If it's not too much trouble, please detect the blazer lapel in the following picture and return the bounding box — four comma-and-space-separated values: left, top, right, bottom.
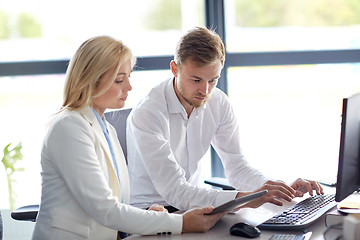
79, 107, 123, 202
107, 125, 130, 204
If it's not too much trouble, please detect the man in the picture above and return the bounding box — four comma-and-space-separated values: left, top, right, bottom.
126, 26, 323, 212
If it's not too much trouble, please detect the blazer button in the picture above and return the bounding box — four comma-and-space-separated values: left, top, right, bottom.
167, 232, 172, 235
157, 232, 161, 235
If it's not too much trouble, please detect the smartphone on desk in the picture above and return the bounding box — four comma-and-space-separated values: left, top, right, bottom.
269, 231, 312, 240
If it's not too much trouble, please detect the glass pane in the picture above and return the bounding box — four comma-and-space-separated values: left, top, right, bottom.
0, 0, 204, 62
225, 0, 360, 52
0, 74, 64, 209
227, 63, 360, 183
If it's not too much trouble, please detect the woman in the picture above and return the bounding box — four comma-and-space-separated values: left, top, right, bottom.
32, 36, 225, 240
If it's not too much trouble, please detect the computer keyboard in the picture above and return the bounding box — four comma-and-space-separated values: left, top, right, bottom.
258, 194, 337, 230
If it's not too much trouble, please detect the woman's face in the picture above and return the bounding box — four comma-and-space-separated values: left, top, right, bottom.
92, 59, 132, 116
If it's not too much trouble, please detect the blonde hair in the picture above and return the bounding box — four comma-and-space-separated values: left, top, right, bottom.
174, 26, 225, 68
62, 36, 136, 111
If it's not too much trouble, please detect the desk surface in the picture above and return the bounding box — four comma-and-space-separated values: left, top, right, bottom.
128, 189, 342, 240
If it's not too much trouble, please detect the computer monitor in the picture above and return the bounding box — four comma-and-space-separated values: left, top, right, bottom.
335, 92, 360, 202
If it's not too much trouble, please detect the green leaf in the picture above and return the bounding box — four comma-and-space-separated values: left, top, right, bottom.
1, 142, 24, 210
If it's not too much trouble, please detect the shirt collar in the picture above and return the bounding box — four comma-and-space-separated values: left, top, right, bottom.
165, 78, 206, 119
92, 108, 108, 134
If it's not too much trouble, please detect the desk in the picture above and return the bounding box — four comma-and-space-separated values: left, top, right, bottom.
128, 190, 342, 240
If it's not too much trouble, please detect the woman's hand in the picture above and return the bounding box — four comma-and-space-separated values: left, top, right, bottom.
182, 207, 226, 233
148, 204, 168, 212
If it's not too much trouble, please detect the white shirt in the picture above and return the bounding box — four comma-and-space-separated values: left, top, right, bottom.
127, 78, 268, 210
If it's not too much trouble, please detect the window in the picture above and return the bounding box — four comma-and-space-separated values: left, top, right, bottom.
0, 0, 205, 62
225, 0, 360, 52
215, 0, 360, 184
1, 0, 360, 210
227, 63, 360, 182
0, 0, 205, 209
0, 74, 64, 207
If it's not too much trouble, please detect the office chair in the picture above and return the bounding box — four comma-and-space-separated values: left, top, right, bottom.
11, 205, 38, 222
11, 108, 133, 223
104, 108, 132, 162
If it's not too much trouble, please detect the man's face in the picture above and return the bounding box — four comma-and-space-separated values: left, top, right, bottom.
171, 59, 223, 112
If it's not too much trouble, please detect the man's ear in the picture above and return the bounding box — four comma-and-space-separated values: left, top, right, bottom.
170, 60, 178, 77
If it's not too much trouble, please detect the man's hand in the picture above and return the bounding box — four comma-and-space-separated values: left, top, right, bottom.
291, 178, 324, 197
238, 180, 296, 207
182, 207, 226, 233
234, 179, 324, 209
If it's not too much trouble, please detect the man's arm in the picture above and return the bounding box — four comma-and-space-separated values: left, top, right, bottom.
211, 93, 323, 206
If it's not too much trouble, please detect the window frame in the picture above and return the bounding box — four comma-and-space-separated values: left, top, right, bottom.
1, 0, 360, 178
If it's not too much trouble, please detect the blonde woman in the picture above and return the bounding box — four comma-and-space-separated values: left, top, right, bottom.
32, 36, 225, 240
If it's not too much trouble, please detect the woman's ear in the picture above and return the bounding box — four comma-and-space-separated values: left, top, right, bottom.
170, 60, 178, 77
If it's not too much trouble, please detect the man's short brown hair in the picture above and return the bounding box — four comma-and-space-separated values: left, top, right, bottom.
174, 26, 225, 67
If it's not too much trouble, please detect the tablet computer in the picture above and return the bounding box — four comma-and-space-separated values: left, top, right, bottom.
206, 190, 268, 215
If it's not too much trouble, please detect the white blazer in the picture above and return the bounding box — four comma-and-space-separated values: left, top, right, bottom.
32, 106, 182, 240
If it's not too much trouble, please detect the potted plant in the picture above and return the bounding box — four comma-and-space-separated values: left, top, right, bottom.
1, 142, 24, 210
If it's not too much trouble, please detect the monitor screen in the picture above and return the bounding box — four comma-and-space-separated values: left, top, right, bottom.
335, 92, 360, 202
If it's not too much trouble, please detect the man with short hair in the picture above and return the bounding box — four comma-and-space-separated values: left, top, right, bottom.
127, 26, 323, 212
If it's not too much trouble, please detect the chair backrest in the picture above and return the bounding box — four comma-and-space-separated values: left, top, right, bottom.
104, 108, 132, 163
